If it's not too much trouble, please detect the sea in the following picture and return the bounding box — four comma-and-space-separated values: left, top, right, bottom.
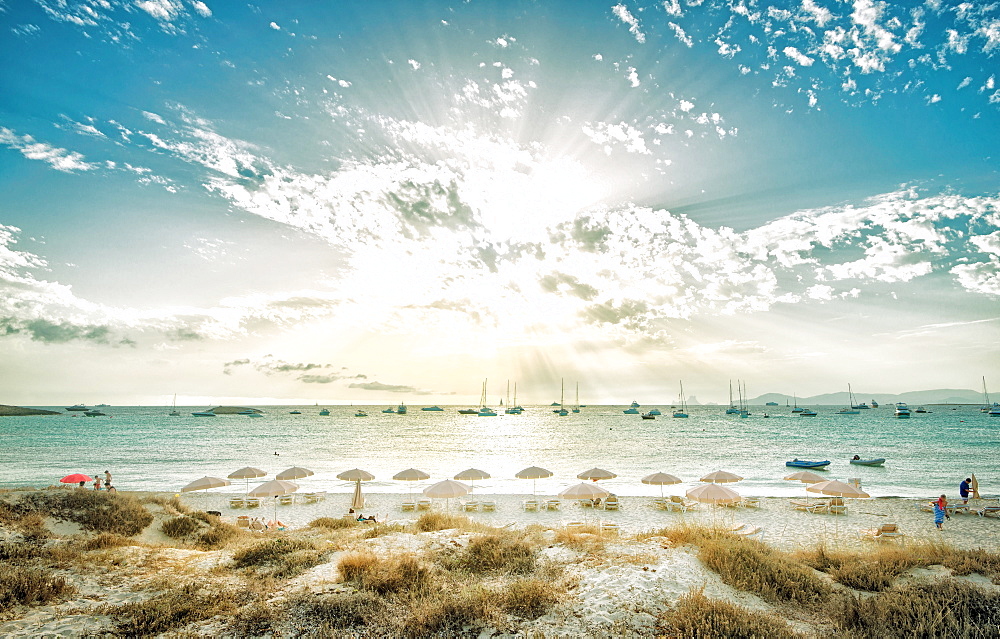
1, 404, 996, 499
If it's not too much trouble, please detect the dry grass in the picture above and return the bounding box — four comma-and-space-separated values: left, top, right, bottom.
339, 552, 435, 594
657, 590, 800, 638
196, 520, 243, 549
231, 538, 326, 578
552, 524, 605, 552
291, 590, 391, 632
16, 490, 153, 536
80, 532, 133, 551
102, 584, 244, 635
499, 577, 560, 619
450, 532, 537, 575
309, 516, 357, 530
835, 579, 1000, 637
0, 566, 74, 612
413, 511, 476, 532
161, 515, 201, 539
400, 587, 497, 637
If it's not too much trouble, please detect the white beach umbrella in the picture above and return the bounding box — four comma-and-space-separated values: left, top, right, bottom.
393, 468, 430, 499
515, 466, 554, 497
276, 466, 314, 481
783, 470, 825, 483
338, 469, 375, 510
454, 468, 491, 492
558, 482, 611, 500
249, 479, 299, 521
686, 483, 742, 505
180, 476, 231, 493
641, 472, 682, 498
700, 470, 743, 484
228, 466, 267, 494
577, 468, 617, 482
423, 479, 471, 510
806, 479, 870, 499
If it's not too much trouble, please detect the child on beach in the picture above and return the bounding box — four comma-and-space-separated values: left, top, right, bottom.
93, 476, 102, 491
934, 494, 950, 530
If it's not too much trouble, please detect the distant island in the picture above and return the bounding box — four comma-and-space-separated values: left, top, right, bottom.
0, 404, 62, 417
205, 406, 261, 414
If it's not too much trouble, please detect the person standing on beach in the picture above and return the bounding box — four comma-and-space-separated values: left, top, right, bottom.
960, 478, 971, 504
934, 494, 949, 530
93, 475, 102, 491
105, 470, 112, 485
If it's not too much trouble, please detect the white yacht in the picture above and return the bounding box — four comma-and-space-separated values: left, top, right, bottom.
894, 402, 911, 418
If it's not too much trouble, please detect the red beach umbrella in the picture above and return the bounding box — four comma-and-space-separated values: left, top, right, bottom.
61, 473, 92, 484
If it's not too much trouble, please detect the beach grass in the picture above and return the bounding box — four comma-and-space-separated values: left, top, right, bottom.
16, 489, 153, 536
101, 584, 244, 636
231, 537, 327, 578
339, 552, 435, 594
448, 531, 537, 575
0, 567, 73, 612
657, 589, 800, 638
160, 514, 201, 538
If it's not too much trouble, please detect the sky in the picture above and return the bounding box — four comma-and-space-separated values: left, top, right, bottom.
1, 0, 998, 407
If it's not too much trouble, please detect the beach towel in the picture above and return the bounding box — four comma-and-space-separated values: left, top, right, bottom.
934, 504, 945, 526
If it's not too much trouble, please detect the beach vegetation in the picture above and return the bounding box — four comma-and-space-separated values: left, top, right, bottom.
339, 552, 435, 594
835, 579, 1000, 637
196, 520, 242, 549
450, 532, 537, 575
414, 511, 474, 532
226, 600, 282, 636
697, 535, 832, 605
400, 586, 497, 637
291, 590, 391, 632
362, 521, 408, 538
81, 532, 132, 551
499, 577, 560, 619
0, 566, 73, 612
553, 524, 605, 552
309, 516, 356, 530
16, 490, 152, 536
231, 538, 326, 578
657, 590, 800, 638
161, 515, 201, 539
141, 494, 190, 515
102, 584, 243, 635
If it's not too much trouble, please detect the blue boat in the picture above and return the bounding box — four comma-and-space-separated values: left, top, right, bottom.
785, 459, 831, 469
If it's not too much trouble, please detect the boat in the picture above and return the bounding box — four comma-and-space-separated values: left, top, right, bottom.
738, 380, 750, 418
672, 381, 688, 418
725, 381, 740, 414
396, 402, 407, 415
989, 404, 1000, 416
623, 407, 639, 414
458, 408, 479, 414
850, 457, 886, 466
192, 409, 216, 417
837, 384, 860, 414
94, 403, 110, 407
791, 394, 803, 413
422, 406, 444, 411
169, 394, 181, 417
84, 410, 106, 417
553, 378, 568, 415
381, 407, 395, 414
245, 412, 263, 418
914, 406, 928, 413
239, 409, 263, 417
765, 401, 778, 406
505, 382, 523, 414
319, 408, 330, 416
894, 402, 911, 418
871, 399, 879, 408
572, 383, 581, 413
355, 410, 368, 417
630, 400, 640, 408
65, 404, 88, 412
647, 408, 661, 415
478, 380, 497, 416
799, 409, 817, 417
785, 459, 831, 469
289, 410, 302, 415
641, 412, 656, 419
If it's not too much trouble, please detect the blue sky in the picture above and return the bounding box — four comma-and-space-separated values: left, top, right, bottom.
1, 0, 998, 406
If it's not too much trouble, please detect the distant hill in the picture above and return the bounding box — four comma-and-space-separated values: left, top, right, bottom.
751, 389, 983, 406
0, 404, 62, 416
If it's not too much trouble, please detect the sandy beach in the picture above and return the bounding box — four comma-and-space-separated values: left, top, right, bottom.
2, 485, 999, 637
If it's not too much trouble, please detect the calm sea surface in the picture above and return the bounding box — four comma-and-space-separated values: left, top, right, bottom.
1, 404, 996, 499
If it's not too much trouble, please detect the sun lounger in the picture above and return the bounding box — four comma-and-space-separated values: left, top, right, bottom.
791, 500, 824, 513
416, 499, 432, 511
978, 506, 1000, 518
860, 523, 904, 542
480, 500, 496, 512
652, 497, 668, 509
522, 499, 539, 512
600, 521, 620, 535
733, 524, 762, 536
828, 497, 847, 515
738, 498, 761, 509
302, 492, 326, 503
229, 497, 245, 509
565, 521, 584, 531
236, 515, 250, 529
245, 498, 260, 508
463, 501, 480, 512
400, 500, 416, 511
249, 518, 266, 532
545, 499, 561, 511
603, 496, 620, 511
278, 494, 294, 505
668, 495, 697, 512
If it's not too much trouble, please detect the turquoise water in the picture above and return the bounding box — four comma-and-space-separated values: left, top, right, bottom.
1, 405, 996, 499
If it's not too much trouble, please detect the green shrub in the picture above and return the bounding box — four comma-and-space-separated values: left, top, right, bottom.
161, 516, 201, 539
197, 521, 241, 549
657, 590, 799, 638
0, 567, 73, 612
836, 579, 1000, 637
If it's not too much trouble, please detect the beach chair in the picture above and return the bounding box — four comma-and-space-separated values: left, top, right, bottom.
400, 500, 416, 512
652, 497, 668, 510
278, 494, 294, 505
860, 523, 904, 542
249, 518, 267, 532
463, 500, 480, 512
600, 521, 620, 535
522, 499, 539, 512
738, 498, 761, 509
791, 500, 824, 513
229, 497, 245, 509
416, 498, 432, 511
828, 497, 847, 515
245, 498, 260, 509
545, 499, 561, 511
603, 496, 620, 511
578, 499, 594, 508
480, 500, 496, 512
236, 515, 250, 529
565, 521, 584, 531
735, 525, 762, 537
978, 505, 1000, 518
668, 496, 696, 512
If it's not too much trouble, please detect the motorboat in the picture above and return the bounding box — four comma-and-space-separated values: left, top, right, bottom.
765, 401, 778, 406
319, 408, 330, 416
623, 408, 639, 414
396, 403, 407, 415
355, 410, 368, 417
65, 404, 88, 411
785, 459, 830, 469
421, 406, 444, 411
84, 410, 106, 417
799, 409, 818, 416
478, 406, 498, 416
871, 399, 879, 408
245, 412, 263, 418
641, 412, 656, 419
192, 409, 216, 417
837, 407, 860, 415
850, 457, 886, 466
894, 402, 911, 418
630, 400, 640, 408
381, 407, 395, 414
458, 408, 479, 414
914, 406, 928, 413
289, 410, 302, 415
647, 408, 661, 415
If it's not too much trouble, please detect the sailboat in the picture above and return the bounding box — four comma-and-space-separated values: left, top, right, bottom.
553, 378, 569, 415
505, 381, 523, 414
672, 381, 688, 418
984, 377, 1000, 415
725, 381, 740, 414
572, 382, 581, 413
739, 381, 750, 418
478, 380, 497, 416
837, 384, 861, 414
169, 394, 181, 417
791, 394, 803, 413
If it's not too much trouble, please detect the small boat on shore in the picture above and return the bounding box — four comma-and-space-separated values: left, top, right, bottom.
785, 459, 830, 469
850, 457, 886, 466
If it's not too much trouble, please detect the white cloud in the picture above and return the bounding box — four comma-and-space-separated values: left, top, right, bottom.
191, 2, 212, 18
669, 22, 693, 47
408, 59, 421, 70
612, 4, 646, 44
0, 127, 97, 172
269, 21, 281, 30
784, 46, 815, 66
136, 0, 182, 22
